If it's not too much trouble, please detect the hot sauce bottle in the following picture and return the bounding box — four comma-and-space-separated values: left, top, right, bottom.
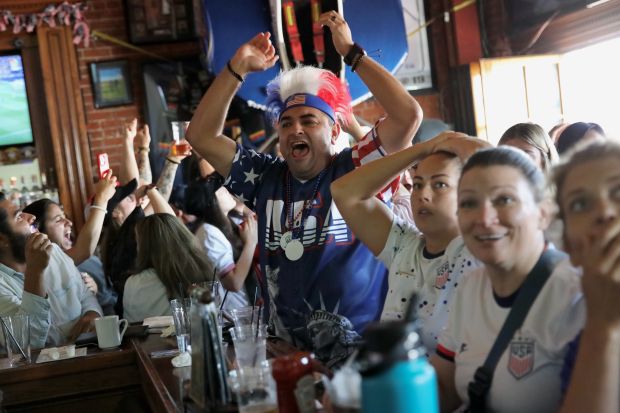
271, 352, 316, 413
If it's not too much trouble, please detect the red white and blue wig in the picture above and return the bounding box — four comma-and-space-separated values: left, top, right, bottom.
265, 66, 352, 126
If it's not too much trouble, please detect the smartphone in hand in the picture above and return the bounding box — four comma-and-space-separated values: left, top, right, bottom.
96, 153, 109, 180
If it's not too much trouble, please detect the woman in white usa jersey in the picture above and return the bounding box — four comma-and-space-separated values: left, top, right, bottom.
432, 147, 585, 413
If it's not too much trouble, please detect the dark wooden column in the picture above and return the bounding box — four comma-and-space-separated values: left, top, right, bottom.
37, 25, 93, 230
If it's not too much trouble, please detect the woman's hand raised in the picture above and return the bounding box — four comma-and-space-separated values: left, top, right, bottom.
574, 220, 620, 331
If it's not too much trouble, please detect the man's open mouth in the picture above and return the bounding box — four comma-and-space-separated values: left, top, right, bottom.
291, 141, 310, 159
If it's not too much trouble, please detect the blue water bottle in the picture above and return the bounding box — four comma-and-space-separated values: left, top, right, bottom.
360, 295, 439, 413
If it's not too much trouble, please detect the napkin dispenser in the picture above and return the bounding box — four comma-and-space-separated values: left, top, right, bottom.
189, 286, 231, 409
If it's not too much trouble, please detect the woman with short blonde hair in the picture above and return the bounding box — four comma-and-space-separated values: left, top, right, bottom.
499, 122, 559, 173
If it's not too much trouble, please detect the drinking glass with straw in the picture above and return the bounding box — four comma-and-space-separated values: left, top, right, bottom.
230, 295, 266, 369
170, 298, 192, 353
251, 303, 263, 367
231, 306, 264, 330
230, 323, 267, 370
0, 315, 31, 366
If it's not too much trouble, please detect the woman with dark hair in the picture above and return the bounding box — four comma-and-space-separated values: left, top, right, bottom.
99, 118, 191, 316
123, 213, 214, 322
185, 169, 257, 311
331, 132, 487, 354
23, 171, 116, 265
431, 147, 585, 413
556, 122, 605, 155
23, 171, 117, 314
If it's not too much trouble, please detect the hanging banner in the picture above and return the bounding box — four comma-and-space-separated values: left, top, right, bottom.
0, 2, 90, 46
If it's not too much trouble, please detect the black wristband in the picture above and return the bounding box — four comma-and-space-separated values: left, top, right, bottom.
351, 54, 365, 72
226, 60, 244, 83
344, 43, 366, 66
166, 157, 180, 165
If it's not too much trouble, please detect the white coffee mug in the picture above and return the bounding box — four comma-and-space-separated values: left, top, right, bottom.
94, 315, 128, 349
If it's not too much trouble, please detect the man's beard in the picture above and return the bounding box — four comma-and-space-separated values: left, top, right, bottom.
9, 232, 28, 263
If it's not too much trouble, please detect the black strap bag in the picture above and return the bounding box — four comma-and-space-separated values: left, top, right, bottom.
467, 249, 567, 413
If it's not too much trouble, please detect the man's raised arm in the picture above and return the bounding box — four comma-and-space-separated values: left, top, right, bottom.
186, 32, 279, 177
320, 11, 422, 154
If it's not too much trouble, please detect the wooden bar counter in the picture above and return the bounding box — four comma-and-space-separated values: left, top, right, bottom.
0, 339, 146, 412
0, 334, 298, 412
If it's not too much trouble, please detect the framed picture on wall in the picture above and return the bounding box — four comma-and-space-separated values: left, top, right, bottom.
90, 60, 133, 109
125, 0, 195, 44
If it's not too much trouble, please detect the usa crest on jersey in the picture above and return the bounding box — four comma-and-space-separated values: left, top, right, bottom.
508, 339, 535, 379
434, 261, 450, 289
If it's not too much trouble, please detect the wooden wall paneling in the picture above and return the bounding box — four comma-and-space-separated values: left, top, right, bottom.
441, 0, 459, 68
36, 25, 93, 230
19, 40, 56, 186
0, 33, 37, 52
478, 0, 513, 57
511, 0, 620, 54
426, 0, 455, 123
468, 61, 486, 138
450, 63, 480, 137
450, 0, 483, 64
2, 365, 140, 406
0, 340, 146, 413
5, 389, 149, 413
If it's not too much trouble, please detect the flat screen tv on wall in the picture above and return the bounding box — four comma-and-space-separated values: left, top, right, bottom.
0, 54, 34, 147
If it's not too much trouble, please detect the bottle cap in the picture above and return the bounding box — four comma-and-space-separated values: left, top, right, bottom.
358, 294, 424, 376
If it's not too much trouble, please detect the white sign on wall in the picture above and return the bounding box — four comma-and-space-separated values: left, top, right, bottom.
395, 0, 433, 90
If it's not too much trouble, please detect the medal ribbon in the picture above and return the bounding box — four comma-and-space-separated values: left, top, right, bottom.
284, 157, 335, 241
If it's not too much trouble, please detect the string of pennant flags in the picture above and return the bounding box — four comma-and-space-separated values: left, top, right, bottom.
0, 2, 176, 63
0, 2, 90, 46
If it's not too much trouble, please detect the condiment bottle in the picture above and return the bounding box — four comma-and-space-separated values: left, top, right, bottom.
272, 351, 317, 413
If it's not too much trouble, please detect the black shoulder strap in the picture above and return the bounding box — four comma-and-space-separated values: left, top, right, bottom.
467, 249, 567, 413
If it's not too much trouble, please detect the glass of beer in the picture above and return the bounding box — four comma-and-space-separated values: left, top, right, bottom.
170, 121, 191, 156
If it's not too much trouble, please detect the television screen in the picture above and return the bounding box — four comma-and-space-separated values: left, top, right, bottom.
0, 54, 33, 147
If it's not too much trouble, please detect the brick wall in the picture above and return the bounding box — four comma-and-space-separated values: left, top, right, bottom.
76, 0, 200, 176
